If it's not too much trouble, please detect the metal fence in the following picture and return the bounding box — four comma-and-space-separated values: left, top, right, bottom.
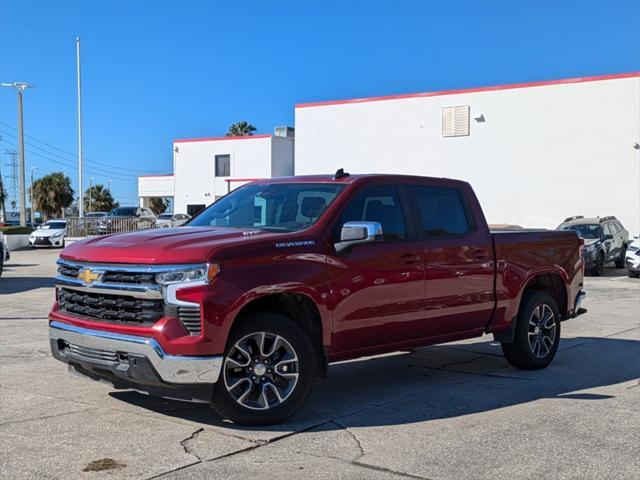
66, 217, 159, 237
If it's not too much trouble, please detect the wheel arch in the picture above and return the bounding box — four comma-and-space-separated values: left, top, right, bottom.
229, 292, 328, 377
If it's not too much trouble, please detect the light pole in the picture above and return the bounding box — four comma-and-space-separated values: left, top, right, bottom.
76, 37, 85, 218
89, 176, 94, 213
1, 82, 34, 227
107, 179, 112, 192
30, 166, 38, 227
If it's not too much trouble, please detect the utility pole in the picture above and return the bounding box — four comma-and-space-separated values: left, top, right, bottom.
76, 38, 85, 218
1, 82, 33, 226
89, 176, 94, 212
4, 150, 18, 218
107, 178, 112, 192
30, 166, 38, 227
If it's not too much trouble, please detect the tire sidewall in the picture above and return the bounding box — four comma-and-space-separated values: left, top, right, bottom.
514, 291, 561, 369
211, 312, 317, 425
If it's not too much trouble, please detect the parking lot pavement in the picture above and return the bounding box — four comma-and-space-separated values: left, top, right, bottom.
1, 248, 638, 480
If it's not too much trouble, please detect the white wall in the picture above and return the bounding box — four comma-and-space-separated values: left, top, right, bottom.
295, 75, 640, 234
171, 135, 294, 214
137, 175, 175, 206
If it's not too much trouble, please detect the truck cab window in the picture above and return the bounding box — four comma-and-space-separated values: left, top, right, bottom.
412, 185, 471, 237
335, 185, 407, 241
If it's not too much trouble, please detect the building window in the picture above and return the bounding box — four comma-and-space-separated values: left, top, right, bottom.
442, 105, 470, 137
215, 154, 231, 177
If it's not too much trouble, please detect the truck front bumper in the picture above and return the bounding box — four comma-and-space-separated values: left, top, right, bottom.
49, 321, 223, 403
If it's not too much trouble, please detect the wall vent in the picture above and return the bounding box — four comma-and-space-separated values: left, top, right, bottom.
442, 105, 470, 137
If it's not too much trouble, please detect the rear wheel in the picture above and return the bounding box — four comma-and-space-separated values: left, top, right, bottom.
211, 312, 317, 425
501, 291, 561, 370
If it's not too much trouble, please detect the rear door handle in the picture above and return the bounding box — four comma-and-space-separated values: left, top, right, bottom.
400, 253, 422, 264
471, 249, 491, 261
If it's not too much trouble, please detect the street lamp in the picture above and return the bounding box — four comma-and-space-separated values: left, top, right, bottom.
1, 81, 34, 227
30, 166, 38, 227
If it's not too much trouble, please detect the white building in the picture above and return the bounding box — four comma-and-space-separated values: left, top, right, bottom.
138, 131, 294, 216
295, 72, 640, 233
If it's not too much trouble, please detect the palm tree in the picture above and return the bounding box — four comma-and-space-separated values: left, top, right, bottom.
30, 172, 74, 220
148, 197, 168, 215
226, 121, 257, 137
83, 184, 119, 212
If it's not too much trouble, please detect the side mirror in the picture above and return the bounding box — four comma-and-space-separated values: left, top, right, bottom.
604, 234, 613, 240
335, 221, 383, 252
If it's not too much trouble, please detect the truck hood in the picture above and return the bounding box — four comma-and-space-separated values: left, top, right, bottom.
60, 226, 285, 264
32, 228, 65, 238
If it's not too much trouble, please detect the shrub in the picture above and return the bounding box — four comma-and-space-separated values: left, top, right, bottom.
0, 226, 34, 235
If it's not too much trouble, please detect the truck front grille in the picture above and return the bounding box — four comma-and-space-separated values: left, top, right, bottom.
101, 271, 157, 284
58, 288, 164, 325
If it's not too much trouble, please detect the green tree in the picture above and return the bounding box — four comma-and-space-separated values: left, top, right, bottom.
31, 172, 74, 220
226, 121, 256, 137
148, 197, 169, 215
83, 184, 119, 213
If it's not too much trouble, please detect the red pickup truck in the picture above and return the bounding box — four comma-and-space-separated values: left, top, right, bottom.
49, 173, 585, 425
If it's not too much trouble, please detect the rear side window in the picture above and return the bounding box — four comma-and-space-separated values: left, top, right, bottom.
411, 186, 471, 237
335, 185, 407, 241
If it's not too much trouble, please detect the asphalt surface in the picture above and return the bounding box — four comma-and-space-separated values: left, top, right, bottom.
1, 248, 638, 479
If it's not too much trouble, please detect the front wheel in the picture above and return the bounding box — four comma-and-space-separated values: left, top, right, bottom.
211, 312, 317, 425
590, 252, 604, 276
501, 291, 561, 370
614, 249, 626, 269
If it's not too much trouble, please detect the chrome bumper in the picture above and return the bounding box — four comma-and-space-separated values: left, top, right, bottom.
49, 321, 222, 384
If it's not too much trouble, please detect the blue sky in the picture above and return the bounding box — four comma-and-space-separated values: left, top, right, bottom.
1, 0, 638, 207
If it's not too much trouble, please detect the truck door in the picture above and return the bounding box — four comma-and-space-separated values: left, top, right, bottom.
409, 183, 495, 337
328, 184, 426, 354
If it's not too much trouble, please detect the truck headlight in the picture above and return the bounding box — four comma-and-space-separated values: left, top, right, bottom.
155, 264, 219, 285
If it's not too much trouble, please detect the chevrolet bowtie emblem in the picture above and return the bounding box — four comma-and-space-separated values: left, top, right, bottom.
78, 268, 100, 284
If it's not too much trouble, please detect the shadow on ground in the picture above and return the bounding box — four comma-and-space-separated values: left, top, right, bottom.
109, 335, 639, 433
0, 276, 55, 294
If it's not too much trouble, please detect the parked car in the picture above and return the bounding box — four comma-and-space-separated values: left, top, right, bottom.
96, 207, 156, 234
557, 216, 628, 276
29, 220, 67, 248
49, 172, 585, 425
625, 237, 640, 278
157, 212, 191, 228
0, 231, 9, 277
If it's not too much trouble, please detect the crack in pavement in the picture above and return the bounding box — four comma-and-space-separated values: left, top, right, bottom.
0, 406, 100, 427
180, 428, 204, 463
330, 419, 365, 461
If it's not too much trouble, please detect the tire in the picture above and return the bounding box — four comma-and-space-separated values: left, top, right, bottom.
211, 312, 317, 425
0, 247, 3, 278
628, 270, 640, 279
614, 248, 626, 269
501, 291, 561, 370
590, 252, 604, 276
60, 239, 66, 249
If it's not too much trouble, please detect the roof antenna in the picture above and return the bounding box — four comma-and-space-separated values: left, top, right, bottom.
333, 168, 349, 179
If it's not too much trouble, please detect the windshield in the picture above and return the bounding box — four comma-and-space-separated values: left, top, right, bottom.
43, 222, 66, 230
87, 212, 106, 218
110, 207, 137, 216
158, 214, 173, 219
562, 224, 601, 239
188, 183, 345, 232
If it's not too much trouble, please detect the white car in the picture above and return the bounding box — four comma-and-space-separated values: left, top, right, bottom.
29, 220, 67, 248
625, 237, 640, 278
156, 213, 191, 228
0, 231, 9, 277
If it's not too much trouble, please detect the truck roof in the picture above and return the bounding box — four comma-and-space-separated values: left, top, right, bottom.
253, 173, 470, 187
